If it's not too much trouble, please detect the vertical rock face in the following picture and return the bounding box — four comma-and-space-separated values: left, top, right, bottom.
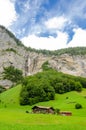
0, 26, 49, 87
49, 54, 86, 77
0, 26, 27, 87
0, 26, 86, 87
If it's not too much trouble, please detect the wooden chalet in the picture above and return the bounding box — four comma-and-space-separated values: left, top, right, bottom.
32, 106, 55, 114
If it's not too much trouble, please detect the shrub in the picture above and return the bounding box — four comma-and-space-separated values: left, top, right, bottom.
75, 103, 82, 109
75, 82, 82, 92
5, 48, 17, 53
54, 108, 60, 114
42, 61, 52, 71
26, 111, 29, 113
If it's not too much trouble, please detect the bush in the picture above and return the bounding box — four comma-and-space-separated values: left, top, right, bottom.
75, 82, 82, 92
75, 103, 82, 109
54, 108, 60, 114
42, 61, 52, 71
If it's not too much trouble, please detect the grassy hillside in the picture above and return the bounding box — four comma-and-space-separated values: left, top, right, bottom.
0, 85, 86, 114
0, 85, 21, 107
37, 90, 86, 116
0, 85, 86, 130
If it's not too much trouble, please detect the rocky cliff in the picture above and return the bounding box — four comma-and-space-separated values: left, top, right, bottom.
49, 54, 86, 77
0, 26, 86, 87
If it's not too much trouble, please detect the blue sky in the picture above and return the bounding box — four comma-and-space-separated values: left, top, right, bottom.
0, 0, 86, 50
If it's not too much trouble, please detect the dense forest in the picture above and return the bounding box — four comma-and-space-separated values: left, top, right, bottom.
20, 69, 86, 105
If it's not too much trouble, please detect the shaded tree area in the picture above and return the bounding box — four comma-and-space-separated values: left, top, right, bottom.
20, 75, 55, 105
20, 70, 86, 105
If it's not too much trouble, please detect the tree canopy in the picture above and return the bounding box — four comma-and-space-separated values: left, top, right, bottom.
20, 75, 55, 105
20, 69, 86, 105
2, 66, 23, 85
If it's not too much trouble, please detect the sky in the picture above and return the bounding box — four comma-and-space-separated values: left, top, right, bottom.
0, 0, 86, 50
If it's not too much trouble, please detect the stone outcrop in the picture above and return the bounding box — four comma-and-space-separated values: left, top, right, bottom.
0, 26, 86, 87
49, 54, 86, 77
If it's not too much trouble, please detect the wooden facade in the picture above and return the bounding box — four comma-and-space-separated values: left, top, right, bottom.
32, 106, 54, 114
59, 111, 72, 116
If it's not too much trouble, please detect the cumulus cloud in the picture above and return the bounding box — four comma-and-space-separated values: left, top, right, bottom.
68, 28, 86, 47
45, 16, 67, 30
21, 31, 68, 50
21, 27, 86, 50
0, 0, 17, 27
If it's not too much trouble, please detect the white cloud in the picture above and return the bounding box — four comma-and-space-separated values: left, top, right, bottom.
45, 16, 67, 30
21, 31, 68, 50
0, 0, 17, 27
21, 27, 86, 50
68, 28, 86, 47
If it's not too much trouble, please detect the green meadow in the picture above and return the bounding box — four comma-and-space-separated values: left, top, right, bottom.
0, 85, 86, 130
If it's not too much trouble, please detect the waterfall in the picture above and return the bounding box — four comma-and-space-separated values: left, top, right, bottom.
28, 57, 31, 75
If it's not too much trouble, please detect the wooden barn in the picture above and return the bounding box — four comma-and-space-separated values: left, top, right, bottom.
59, 111, 72, 116
32, 106, 55, 114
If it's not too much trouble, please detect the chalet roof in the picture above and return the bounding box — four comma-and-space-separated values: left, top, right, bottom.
32, 106, 54, 110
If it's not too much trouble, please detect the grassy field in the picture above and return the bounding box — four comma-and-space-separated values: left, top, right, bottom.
0, 85, 86, 130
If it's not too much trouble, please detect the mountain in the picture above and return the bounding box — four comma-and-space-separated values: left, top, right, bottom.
0, 25, 86, 87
